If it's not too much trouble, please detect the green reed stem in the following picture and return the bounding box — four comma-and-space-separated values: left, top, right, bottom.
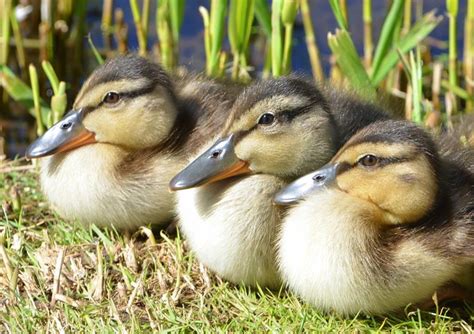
203, 0, 226, 77
402, 0, 412, 35
229, 0, 255, 81
281, 0, 298, 74
101, 0, 113, 51
300, 0, 324, 81
9, 10, 25, 71
51, 81, 67, 124
157, 0, 174, 70
465, 0, 474, 112
447, 0, 459, 112
41, 61, 60, 94
255, 0, 272, 37
170, 0, 185, 47
271, 0, 283, 77
130, 0, 147, 56
142, 0, 151, 38
29, 64, 45, 136
1, 0, 11, 66
87, 34, 104, 65
363, 0, 373, 69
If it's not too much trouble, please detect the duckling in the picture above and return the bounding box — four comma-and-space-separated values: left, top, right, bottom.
169, 77, 391, 288
274, 120, 473, 315
26, 55, 240, 230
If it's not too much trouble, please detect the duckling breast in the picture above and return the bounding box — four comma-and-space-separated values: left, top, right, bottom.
277, 189, 464, 314
176, 174, 286, 289
40, 144, 177, 229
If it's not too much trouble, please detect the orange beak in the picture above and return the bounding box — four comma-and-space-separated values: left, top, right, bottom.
203, 160, 251, 184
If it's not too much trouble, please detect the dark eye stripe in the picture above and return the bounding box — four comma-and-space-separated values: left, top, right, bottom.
95, 83, 156, 109
227, 101, 319, 143
337, 154, 419, 176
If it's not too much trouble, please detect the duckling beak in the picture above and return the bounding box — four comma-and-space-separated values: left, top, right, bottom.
169, 134, 251, 191
25, 108, 96, 159
274, 163, 341, 205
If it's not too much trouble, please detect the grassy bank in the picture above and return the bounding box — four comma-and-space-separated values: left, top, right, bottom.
0, 165, 472, 332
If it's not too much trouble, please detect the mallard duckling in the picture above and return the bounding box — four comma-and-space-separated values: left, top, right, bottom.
26, 55, 239, 230
169, 77, 391, 288
275, 120, 473, 315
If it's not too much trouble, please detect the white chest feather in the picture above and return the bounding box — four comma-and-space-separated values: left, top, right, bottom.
40, 144, 182, 230
177, 174, 286, 288
278, 190, 462, 314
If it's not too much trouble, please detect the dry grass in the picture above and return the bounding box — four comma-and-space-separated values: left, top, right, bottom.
0, 162, 473, 333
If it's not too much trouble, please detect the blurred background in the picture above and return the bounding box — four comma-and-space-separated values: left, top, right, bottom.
0, 0, 470, 158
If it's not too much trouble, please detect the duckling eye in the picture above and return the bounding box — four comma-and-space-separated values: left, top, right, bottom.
258, 113, 275, 125
358, 154, 378, 167
103, 92, 120, 104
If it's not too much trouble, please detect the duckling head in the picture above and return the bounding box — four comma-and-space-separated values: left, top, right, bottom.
26, 55, 178, 158
275, 120, 440, 225
170, 77, 338, 190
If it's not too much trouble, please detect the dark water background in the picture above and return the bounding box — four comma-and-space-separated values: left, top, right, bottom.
88, 0, 464, 75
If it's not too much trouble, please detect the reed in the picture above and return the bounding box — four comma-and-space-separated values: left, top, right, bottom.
228, 0, 255, 81
281, 0, 298, 74
201, 0, 227, 77
464, 0, 474, 112
29, 64, 45, 136
101, 0, 113, 52
255, 0, 272, 78
0, 0, 11, 67
300, 0, 324, 81
157, 0, 174, 70
130, 0, 147, 56
42, 61, 67, 124
362, 0, 373, 69
271, 0, 283, 77
9, 9, 25, 72
447, 0, 459, 112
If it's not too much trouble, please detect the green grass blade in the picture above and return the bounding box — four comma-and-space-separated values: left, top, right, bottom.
328, 0, 348, 30
51, 81, 67, 124
255, 0, 271, 37
29, 64, 45, 135
411, 49, 423, 123
228, 0, 238, 54
87, 34, 104, 65
209, 0, 227, 76
370, 11, 442, 85
242, 1, 255, 52
0, 65, 51, 121
1, 0, 11, 66
169, 0, 185, 43
271, 0, 283, 76
41, 61, 60, 95
370, 0, 404, 77
328, 30, 375, 99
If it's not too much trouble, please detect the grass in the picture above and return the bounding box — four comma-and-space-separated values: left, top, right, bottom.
0, 163, 473, 332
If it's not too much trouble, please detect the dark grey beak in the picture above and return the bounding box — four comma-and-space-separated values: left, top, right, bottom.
274, 163, 341, 205
169, 134, 251, 191
26, 108, 96, 159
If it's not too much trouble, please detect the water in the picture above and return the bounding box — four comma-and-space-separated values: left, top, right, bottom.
90, 0, 464, 75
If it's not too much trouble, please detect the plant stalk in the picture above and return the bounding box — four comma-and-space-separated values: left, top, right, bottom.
300, 0, 324, 81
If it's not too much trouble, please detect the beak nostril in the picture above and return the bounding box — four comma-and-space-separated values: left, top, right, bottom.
61, 122, 72, 130
210, 150, 222, 159
313, 174, 326, 183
